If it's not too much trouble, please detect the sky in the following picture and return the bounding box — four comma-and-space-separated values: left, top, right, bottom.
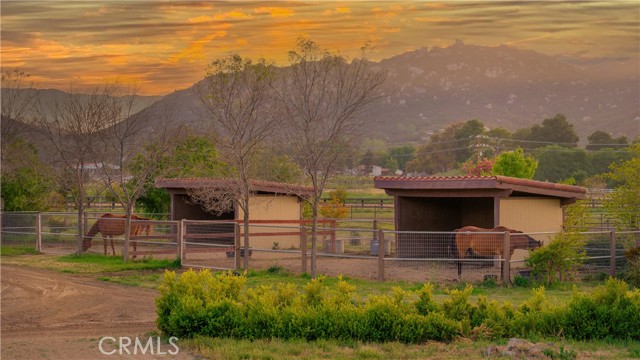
2, 1, 639, 95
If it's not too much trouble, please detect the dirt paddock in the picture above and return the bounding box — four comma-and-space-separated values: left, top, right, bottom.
1, 265, 196, 360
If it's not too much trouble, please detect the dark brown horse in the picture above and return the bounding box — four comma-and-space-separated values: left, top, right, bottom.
83, 213, 153, 257
451, 226, 542, 278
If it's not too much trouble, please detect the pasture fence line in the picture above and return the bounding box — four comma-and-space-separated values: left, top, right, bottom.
2, 211, 639, 285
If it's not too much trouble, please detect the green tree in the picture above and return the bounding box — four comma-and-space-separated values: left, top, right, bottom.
587, 148, 632, 184
388, 145, 415, 172
604, 142, 640, 229
383, 157, 399, 173
534, 145, 589, 183
492, 148, 538, 179
134, 134, 227, 214
529, 114, 579, 148
407, 122, 464, 174
1, 139, 61, 211
586, 130, 628, 151
454, 119, 485, 163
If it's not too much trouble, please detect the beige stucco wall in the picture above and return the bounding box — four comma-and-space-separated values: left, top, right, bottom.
236, 195, 302, 249
499, 197, 563, 265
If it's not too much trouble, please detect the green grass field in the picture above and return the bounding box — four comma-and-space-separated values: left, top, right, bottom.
3, 251, 639, 359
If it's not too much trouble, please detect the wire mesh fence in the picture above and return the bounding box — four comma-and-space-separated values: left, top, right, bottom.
2, 211, 639, 284
41, 212, 81, 254
384, 231, 506, 283
1, 212, 38, 249
241, 223, 305, 273
314, 227, 381, 280
182, 220, 237, 270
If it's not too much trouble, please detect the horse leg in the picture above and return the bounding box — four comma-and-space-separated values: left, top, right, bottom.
110, 236, 116, 255
132, 240, 137, 260
102, 235, 107, 255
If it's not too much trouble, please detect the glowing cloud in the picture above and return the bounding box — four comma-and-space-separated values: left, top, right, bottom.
254, 7, 294, 18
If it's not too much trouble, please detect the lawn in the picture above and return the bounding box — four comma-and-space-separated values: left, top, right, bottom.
3, 251, 638, 360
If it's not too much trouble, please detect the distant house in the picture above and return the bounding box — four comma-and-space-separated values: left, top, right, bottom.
374, 175, 587, 259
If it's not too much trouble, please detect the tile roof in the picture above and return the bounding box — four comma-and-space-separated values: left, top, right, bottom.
374, 175, 586, 199
155, 178, 314, 198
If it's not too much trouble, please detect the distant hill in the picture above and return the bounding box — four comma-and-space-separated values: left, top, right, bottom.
365, 41, 639, 143
7, 42, 639, 147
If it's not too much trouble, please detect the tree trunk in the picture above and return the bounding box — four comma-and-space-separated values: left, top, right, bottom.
76, 202, 84, 255
123, 205, 132, 262
310, 200, 318, 278
243, 210, 250, 270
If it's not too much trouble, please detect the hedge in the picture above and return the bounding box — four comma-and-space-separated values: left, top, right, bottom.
156, 269, 640, 343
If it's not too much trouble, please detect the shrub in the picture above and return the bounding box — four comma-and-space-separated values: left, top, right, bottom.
525, 231, 586, 285
155, 269, 640, 343
562, 278, 640, 340
622, 247, 640, 288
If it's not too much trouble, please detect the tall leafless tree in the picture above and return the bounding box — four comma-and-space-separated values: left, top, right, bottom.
33, 83, 119, 254
91, 88, 180, 261
275, 38, 387, 276
194, 54, 281, 269
32, 81, 174, 259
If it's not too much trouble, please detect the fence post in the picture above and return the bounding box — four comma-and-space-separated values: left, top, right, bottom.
503, 231, 511, 287
301, 226, 308, 274
177, 220, 183, 262
36, 212, 42, 252
234, 222, 241, 271
377, 229, 385, 281
610, 230, 617, 277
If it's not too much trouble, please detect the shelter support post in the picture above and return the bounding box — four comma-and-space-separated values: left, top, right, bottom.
177, 220, 184, 262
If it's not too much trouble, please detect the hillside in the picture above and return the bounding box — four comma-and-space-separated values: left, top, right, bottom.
6, 42, 639, 145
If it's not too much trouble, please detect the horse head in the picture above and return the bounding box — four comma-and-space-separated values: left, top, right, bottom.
527, 235, 543, 249
82, 237, 92, 252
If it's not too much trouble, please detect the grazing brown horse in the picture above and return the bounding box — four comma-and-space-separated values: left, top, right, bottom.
83, 214, 153, 257
451, 226, 542, 278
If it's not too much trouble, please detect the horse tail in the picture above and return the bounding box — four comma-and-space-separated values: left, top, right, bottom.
448, 231, 458, 258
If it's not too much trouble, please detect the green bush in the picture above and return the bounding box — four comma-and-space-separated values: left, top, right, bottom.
525, 231, 586, 285
156, 269, 640, 343
562, 278, 640, 340
622, 247, 640, 288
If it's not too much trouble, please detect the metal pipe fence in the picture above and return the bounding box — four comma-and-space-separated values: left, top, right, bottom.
2, 211, 639, 285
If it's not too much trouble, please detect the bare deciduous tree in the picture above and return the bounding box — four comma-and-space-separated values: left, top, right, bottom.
33, 81, 175, 259
33, 83, 119, 254
92, 88, 180, 260
276, 38, 387, 276
194, 54, 280, 269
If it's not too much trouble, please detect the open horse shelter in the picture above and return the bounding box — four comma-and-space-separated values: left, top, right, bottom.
374, 175, 586, 262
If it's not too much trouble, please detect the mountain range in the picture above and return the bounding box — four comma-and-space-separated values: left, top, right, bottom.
6, 42, 640, 146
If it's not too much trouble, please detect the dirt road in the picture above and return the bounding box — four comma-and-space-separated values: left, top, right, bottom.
1, 265, 196, 360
